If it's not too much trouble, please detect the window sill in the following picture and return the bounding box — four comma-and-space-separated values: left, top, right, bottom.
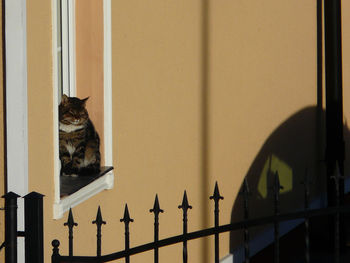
53, 167, 114, 219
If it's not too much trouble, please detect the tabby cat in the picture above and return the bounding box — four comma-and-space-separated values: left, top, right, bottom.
59, 94, 101, 177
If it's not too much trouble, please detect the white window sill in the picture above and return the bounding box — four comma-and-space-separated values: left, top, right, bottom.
220, 254, 233, 263
53, 170, 114, 219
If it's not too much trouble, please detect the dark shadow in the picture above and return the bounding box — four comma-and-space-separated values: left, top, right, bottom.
229, 106, 350, 259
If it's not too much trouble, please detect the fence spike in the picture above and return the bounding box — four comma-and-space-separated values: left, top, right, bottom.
64, 208, 78, 257
274, 171, 283, 193
92, 206, 106, 257
210, 182, 224, 202
331, 161, 344, 263
331, 161, 345, 195
242, 177, 250, 196
120, 204, 134, 224
301, 168, 310, 263
150, 194, 164, 215
120, 204, 133, 263
150, 195, 163, 263
238, 177, 251, 262
178, 191, 192, 212
300, 168, 311, 210
64, 208, 78, 228
93, 206, 106, 226
210, 182, 223, 263
179, 191, 192, 263
273, 171, 282, 263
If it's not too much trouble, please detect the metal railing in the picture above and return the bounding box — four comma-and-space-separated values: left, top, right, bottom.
51, 171, 350, 263
0, 171, 348, 263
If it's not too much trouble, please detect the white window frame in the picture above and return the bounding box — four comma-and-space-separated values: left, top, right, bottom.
52, 0, 113, 219
60, 0, 76, 97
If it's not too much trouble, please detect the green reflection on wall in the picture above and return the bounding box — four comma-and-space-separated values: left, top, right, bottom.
258, 154, 293, 198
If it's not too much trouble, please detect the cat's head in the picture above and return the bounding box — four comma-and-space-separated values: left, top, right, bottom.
59, 94, 89, 125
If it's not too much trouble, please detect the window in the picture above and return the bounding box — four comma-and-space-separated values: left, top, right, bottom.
52, 0, 113, 219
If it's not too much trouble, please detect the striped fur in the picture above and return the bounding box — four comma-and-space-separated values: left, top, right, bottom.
59, 95, 101, 176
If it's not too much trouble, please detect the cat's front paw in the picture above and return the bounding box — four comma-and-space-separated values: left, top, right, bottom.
62, 172, 79, 178
61, 162, 79, 176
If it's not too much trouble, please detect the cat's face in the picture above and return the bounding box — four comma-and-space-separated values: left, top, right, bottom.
59, 95, 89, 125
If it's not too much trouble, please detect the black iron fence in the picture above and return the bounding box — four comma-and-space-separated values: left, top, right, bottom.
0, 191, 44, 263
50, 170, 350, 263
1, 170, 349, 263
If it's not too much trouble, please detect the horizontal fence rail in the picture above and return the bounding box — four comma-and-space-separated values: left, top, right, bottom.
52, 170, 350, 263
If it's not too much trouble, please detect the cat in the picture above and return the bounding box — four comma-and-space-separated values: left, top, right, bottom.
59, 94, 101, 177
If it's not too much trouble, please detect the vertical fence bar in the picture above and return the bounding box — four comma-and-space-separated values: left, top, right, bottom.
273, 172, 282, 263
240, 177, 250, 263
331, 163, 344, 263
150, 195, 163, 263
178, 191, 192, 263
64, 208, 78, 257
301, 169, 310, 263
24, 192, 44, 263
92, 206, 106, 257
324, 0, 345, 260
335, 169, 340, 263
3, 192, 20, 263
210, 182, 223, 263
121, 204, 133, 263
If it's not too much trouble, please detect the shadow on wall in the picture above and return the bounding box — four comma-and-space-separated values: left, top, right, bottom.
229, 106, 350, 255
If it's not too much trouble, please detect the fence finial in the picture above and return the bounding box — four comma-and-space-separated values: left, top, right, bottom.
93, 206, 106, 226
178, 191, 192, 263
64, 208, 77, 257
65, 208, 78, 228
178, 191, 192, 211
210, 182, 223, 263
331, 161, 345, 194
93, 206, 106, 257
150, 194, 164, 215
274, 171, 283, 193
273, 171, 283, 263
150, 195, 163, 263
210, 182, 224, 202
120, 204, 133, 263
121, 204, 134, 224
241, 177, 250, 196
51, 239, 60, 256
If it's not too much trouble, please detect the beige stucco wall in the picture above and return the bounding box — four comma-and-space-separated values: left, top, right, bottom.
24, 0, 345, 262
343, 1, 350, 124
26, 1, 56, 263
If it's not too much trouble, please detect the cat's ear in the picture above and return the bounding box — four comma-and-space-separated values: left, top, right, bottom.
81, 97, 89, 106
61, 94, 69, 104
